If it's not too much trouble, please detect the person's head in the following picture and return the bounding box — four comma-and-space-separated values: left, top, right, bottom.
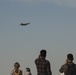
26, 67, 30, 72
40, 49, 47, 58
67, 53, 74, 61
14, 62, 20, 69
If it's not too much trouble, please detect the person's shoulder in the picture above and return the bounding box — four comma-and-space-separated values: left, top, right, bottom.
19, 69, 23, 75
73, 63, 76, 67
20, 69, 23, 73
67, 62, 76, 66
35, 58, 40, 63
59, 64, 67, 72
75, 64, 76, 66
45, 59, 50, 63
35, 58, 38, 61
20, 69, 22, 71
73, 63, 76, 65
61, 64, 67, 68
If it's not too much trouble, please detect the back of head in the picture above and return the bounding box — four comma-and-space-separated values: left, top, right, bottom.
40, 49, 46, 58
67, 53, 74, 61
26, 67, 30, 72
14, 62, 20, 68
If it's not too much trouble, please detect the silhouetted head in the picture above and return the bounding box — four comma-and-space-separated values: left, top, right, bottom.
14, 62, 20, 69
40, 49, 47, 58
26, 67, 30, 72
67, 53, 74, 61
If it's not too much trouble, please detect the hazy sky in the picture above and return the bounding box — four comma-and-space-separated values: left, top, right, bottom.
0, 0, 76, 75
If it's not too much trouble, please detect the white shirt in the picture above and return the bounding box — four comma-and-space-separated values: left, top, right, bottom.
24, 71, 32, 75
61, 73, 64, 75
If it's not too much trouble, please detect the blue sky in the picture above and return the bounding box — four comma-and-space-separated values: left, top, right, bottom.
0, 0, 76, 75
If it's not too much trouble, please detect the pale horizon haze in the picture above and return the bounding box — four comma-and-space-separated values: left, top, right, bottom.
0, 0, 76, 75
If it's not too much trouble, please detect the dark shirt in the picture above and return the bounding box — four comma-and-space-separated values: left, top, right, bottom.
59, 62, 76, 75
35, 58, 52, 75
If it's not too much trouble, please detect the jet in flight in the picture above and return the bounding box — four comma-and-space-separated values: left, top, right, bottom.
20, 23, 30, 26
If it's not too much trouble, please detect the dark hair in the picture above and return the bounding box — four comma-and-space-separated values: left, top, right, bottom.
40, 49, 46, 57
26, 67, 30, 72
14, 62, 20, 68
67, 53, 74, 60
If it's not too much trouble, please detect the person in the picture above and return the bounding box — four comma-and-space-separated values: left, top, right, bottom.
35, 49, 52, 75
24, 67, 32, 75
59, 53, 76, 75
11, 62, 23, 75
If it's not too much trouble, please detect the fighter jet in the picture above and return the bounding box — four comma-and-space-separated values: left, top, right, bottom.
20, 23, 30, 26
